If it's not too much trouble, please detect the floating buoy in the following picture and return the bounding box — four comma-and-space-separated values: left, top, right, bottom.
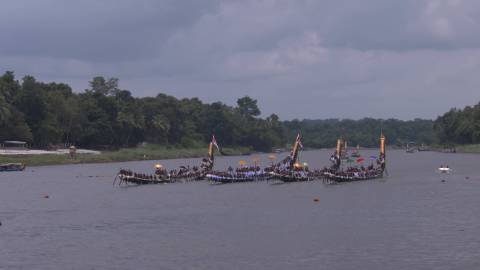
466, 176, 470, 180
44, 195, 49, 198
313, 198, 319, 202
0, 221, 2, 226
441, 180, 446, 183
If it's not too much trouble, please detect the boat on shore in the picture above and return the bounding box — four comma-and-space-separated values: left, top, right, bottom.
0, 163, 26, 172
406, 142, 416, 153
417, 144, 430, 152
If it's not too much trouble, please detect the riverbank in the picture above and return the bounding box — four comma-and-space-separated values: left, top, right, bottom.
0, 144, 253, 166
425, 144, 480, 154
453, 144, 480, 153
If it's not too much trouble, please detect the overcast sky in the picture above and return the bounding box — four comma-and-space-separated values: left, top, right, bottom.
2, 0, 480, 120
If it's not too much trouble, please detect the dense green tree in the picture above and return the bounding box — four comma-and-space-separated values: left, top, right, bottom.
88, 76, 119, 96
236, 96, 260, 118
4, 70, 469, 152
434, 102, 480, 144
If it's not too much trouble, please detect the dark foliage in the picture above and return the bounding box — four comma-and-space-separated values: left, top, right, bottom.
434, 103, 480, 145
0, 71, 443, 150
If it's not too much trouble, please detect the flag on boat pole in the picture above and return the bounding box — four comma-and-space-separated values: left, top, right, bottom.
296, 133, 303, 149
208, 135, 220, 161
290, 133, 303, 167
212, 135, 220, 151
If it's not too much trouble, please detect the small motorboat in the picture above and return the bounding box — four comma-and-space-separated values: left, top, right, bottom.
438, 166, 451, 174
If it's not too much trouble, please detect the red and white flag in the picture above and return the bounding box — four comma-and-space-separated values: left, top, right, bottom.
296, 133, 303, 149
211, 135, 220, 151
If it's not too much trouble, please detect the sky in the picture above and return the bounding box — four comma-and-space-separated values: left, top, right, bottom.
2, 0, 480, 120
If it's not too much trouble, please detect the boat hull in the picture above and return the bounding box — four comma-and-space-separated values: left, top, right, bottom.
115, 171, 206, 186
270, 172, 315, 182
322, 170, 384, 182
206, 173, 272, 184
0, 163, 26, 172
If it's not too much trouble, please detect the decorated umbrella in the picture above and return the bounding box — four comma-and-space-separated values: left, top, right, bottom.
356, 157, 365, 163
238, 160, 247, 166
303, 162, 309, 170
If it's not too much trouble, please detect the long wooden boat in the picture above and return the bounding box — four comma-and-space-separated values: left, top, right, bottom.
114, 170, 173, 185
270, 171, 315, 182
323, 133, 386, 183
0, 163, 26, 172
268, 133, 315, 182
114, 169, 207, 186
206, 171, 273, 184
322, 168, 384, 182
114, 135, 219, 186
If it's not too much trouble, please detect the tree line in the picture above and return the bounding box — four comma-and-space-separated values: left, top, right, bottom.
3, 71, 468, 151
0, 71, 283, 151
434, 103, 480, 145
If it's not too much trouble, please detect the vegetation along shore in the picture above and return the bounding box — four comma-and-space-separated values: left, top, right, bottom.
1, 70, 480, 166
0, 144, 252, 167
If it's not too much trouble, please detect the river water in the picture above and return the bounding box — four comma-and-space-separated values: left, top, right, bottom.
1, 150, 479, 270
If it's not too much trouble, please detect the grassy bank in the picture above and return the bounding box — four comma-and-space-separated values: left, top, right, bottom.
429, 144, 480, 154
0, 144, 253, 167
454, 144, 480, 153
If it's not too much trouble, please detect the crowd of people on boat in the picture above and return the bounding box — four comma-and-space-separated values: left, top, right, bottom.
166, 165, 204, 179
118, 150, 385, 184
200, 158, 214, 172
118, 169, 167, 182
117, 132, 387, 184
210, 165, 272, 180
119, 163, 208, 184
321, 163, 383, 180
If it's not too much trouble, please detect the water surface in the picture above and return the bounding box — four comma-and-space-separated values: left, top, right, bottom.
1, 150, 479, 270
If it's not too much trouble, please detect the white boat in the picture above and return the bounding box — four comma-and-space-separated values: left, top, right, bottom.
438, 166, 451, 174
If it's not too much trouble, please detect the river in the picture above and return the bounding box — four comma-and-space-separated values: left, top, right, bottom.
1, 149, 479, 270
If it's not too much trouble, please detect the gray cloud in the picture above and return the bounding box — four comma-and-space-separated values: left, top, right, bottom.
2, 0, 480, 119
